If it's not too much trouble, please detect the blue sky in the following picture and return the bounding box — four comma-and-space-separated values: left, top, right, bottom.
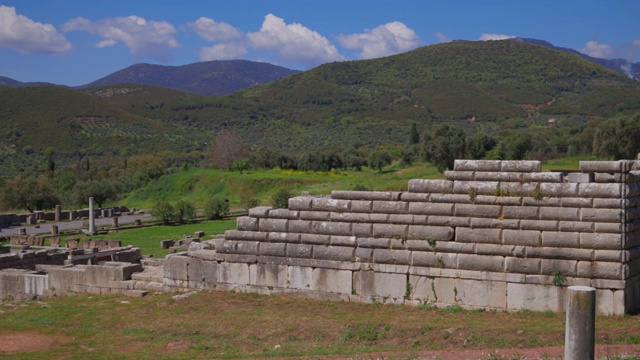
1, 0, 639, 86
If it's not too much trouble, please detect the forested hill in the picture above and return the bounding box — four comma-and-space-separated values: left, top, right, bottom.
77, 60, 300, 96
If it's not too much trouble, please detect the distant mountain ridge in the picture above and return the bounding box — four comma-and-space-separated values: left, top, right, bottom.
76, 60, 300, 96
513, 38, 639, 79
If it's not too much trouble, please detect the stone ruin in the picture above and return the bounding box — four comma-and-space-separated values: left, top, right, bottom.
1, 158, 640, 315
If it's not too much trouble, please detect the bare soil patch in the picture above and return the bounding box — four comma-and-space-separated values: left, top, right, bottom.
0, 331, 59, 353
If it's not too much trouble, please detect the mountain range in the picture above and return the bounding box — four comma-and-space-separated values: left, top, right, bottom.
0, 38, 639, 178
0, 38, 637, 96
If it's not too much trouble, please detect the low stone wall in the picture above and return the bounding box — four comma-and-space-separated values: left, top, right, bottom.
163, 159, 640, 315
0, 246, 141, 271
0, 262, 143, 301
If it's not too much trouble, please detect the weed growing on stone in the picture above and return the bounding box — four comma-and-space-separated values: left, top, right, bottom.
551, 271, 566, 286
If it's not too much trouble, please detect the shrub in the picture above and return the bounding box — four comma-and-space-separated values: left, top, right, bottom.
152, 201, 175, 225
204, 197, 229, 220
271, 188, 292, 209
174, 200, 196, 224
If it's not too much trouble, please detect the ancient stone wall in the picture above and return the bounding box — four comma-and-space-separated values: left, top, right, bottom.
164, 159, 640, 315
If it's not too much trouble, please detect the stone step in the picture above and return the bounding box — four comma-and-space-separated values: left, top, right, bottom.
130, 266, 163, 283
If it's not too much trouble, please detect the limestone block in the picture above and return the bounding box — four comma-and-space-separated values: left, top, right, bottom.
408, 202, 454, 216
224, 230, 268, 242
407, 225, 454, 241
581, 208, 623, 223
540, 182, 579, 197
352, 223, 372, 237
312, 197, 351, 212
330, 235, 357, 247
330, 212, 371, 223
313, 245, 354, 262
354, 271, 406, 298
456, 279, 507, 308
454, 204, 501, 218
412, 251, 457, 268
539, 259, 578, 277
312, 221, 352, 236
236, 217, 258, 231
357, 237, 389, 249
269, 209, 299, 219
594, 173, 624, 183
475, 171, 525, 182
566, 172, 594, 183
540, 207, 580, 221
268, 232, 300, 243
577, 261, 624, 279
475, 195, 522, 206
407, 179, 453, 193
248, 206, 272, 218
452, 181, 499, 196
259, 218, 289, 232
522, 197, 561, 207
299, 211, 330, 221
288, 220, 312, 233
404, 239, 434, 252
260, 243, 286, 257
22, 273, 48, 297
444, 170, 475, 181
373, 249, 411, 265
372, 223, 407, 239
427, 215, 471, 227
579, 160, 627, 173
454, 160, 502, 172
311, 268, 351, 294
287, 266, 313, 290
593, 250, 624, 262
502, 206, 539, 220
628, 183, 640, 198
399, 193, 431, 202
559, 197, 593, 208
580, 233, 623, 250
218, 262, 250, 285
579, 183, 623, 198
455, 227, 502, 244
216, 240, 238, 254
520, 220, 558, 231
471, 218, 520, 230
300, 234, 330, 244
250, 263, 288, 288
593, 198, 623, 209
163, 255, 189, 281
530, 247, 592, 261
458, 254, 504, 272
409, 275, 435, 302
506, 283, 562, 312
288, 197, 312, 211
542, 231, 579, 248
523, 172, 564, 183
350, 200, 373, 212
355, 247, 374, 262
559, 221, 594, 232
188, 249, 218, 261
434, 241, 476, 254
286, 243, 312, 258
236, 241, 260, 255
505, 257, 541, 274
371, 201, 409, 214
388, 214, 415, 224
432, 277, 457, 304
429, 194, 472, 204
331, 190, 394, 201
476, 244, 516, 257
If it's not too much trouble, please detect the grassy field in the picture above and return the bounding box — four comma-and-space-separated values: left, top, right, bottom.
0, 291, 638, 359
66, 220, 237, 258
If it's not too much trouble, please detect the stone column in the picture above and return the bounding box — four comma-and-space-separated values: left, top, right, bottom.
111, 216, 119, 228
54, 205, 62, 222
564, 286, 596, 360
19, 228, 26, 235
89, 197, 96, 235
51, 225, 59, 235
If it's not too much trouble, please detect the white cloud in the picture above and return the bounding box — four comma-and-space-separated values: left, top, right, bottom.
247, 14, 343, 67
189, 17, 243, 42
580, 40, 613, 58
435, 32, 452, 43
0, 6, 71, 54
62, 15, 180, 61
479, 33, 516, 41
338, 21, 422, 59
198, 42, 247, 61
